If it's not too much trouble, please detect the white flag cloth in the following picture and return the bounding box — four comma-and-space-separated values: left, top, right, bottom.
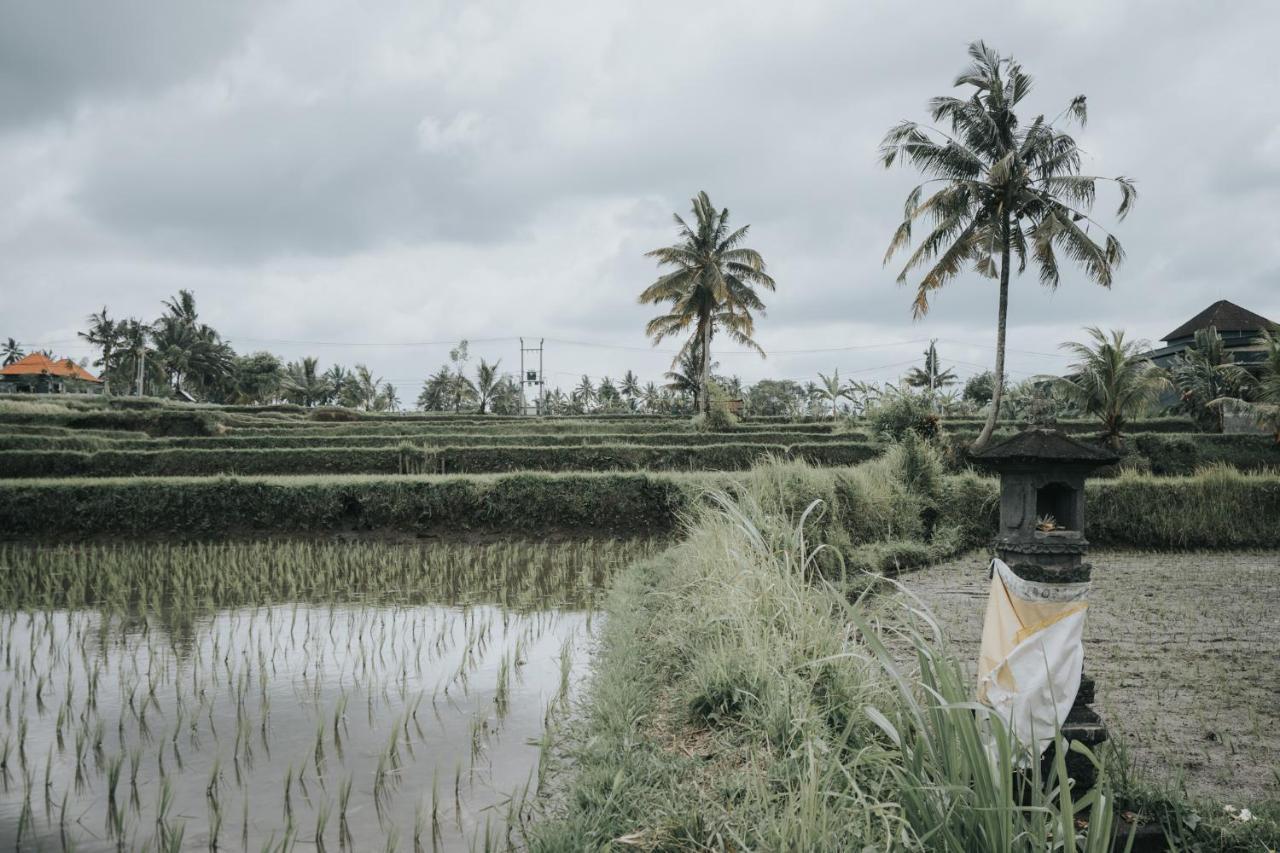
977, 557, 1088, 758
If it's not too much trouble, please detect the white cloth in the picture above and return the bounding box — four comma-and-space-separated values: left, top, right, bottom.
977, 558, 1088, 758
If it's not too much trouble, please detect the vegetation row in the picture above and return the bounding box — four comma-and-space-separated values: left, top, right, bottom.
2, 464, 1275, 550
0, 429, 868, 452
7, 431, 1273, 478
0, 441, 882, 478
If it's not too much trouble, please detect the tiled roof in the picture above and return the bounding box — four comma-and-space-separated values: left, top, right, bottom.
1163, 300, 1276, 342
0, 352, 102, 382
968, 428, 1119, 466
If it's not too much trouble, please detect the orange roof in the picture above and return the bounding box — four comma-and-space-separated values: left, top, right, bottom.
0, 352, 102, 382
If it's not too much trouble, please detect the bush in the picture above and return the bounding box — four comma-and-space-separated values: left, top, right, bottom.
866, 392, 941, 441
692, 406, 739, 432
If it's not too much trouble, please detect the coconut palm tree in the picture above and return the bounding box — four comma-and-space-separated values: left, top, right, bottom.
416, 366, 453, 411
1169, 326, 1253, 432
640, 381, 662, 414
113, 319, 160, 396
811, 369, 852, 418
284, 357, 330, 407
1208, 330, 1280, 443
620, 370, 641, 411
640, 191, 776, 415
596, 377, 621, 409
1050, 327, 1168, 448
882, 41, 1136, 450
447, 371, 477, 413
2, 338, 24, 366
378, 382, 401, 412
903, 340, 958, 393
574, 375, 596, 411
474, 359, 502, 414
663, 349, 707, 409
79, 307, 121, 394
151, 290, 235, 398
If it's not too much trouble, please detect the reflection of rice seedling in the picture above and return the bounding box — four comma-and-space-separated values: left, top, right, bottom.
0, 537, 624, 851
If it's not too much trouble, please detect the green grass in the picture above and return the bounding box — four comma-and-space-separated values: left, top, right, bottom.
528, 485, 1136, 849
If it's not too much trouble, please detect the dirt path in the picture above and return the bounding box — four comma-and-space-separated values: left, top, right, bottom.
900, 549, 1280, 805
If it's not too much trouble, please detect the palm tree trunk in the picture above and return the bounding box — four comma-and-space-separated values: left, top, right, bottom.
973, 214, 1011, 451
699, 309, 712, 416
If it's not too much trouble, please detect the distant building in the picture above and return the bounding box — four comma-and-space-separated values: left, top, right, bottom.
1143, 300, 1277, 370
0, 353, 104, 394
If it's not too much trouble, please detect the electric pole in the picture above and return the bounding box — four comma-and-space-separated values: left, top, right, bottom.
519, 338, 545, 416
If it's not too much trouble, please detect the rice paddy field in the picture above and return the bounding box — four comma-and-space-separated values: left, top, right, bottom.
0, 539, 657, 851
900, 548, 1280, 804
3, 397, 1279, 849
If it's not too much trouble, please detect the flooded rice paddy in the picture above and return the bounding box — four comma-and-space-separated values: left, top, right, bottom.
0, 539, 656, 851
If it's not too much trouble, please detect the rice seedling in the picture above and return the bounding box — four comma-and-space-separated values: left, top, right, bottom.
0, 539, 623, 850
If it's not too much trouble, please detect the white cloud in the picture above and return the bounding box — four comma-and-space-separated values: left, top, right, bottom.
1, 0, 1277, 395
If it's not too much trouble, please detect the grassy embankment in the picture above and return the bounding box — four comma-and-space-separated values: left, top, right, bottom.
529, 455, 1280, 851
3, 461, 1278, 552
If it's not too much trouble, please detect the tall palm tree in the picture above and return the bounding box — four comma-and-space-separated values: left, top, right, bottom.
114, 320, 159, 396
79, 307, 121, 394
1050, 327, 1168, 448
620, 370, 641, 410
640, 191, 776, 415
1169, 326, 1253, 432
474, 359, 501, 414
416, 366, 452, 411
152, 290, 234, 398
812, 369, 852, 418
596, 377, 620, 408
881, 41, 1136, 450
663, 349, 708, 409
641, 381, 662, 414
903, 340, 958, 392
574, 375, 596, 411
448, 371, 477, 413
284, 357, 329, 406
2, 338, 24, 366
378, 382, 401, 412
323, 365, 350, 406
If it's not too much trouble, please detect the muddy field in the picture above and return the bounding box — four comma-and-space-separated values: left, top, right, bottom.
901, 549, 1280, 805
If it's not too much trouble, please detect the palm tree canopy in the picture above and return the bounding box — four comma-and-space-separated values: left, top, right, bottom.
641, 191, 775, 414
1169, 326, 1253, 430
3, 338, 26, 366
1051, 327, 1167, 440
882, 41, 1136, 318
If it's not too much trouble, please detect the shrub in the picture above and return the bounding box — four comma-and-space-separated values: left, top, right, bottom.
692, 406, 738, 432
866, 391, 941, 441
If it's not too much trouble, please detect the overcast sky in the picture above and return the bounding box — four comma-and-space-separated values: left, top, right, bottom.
3, 0, 1277, 397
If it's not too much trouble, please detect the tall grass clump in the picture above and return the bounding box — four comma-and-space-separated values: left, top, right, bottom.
532, 477, 1129, 850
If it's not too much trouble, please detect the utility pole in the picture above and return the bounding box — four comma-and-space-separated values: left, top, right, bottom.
136, 347, 146, 397
519, 338, 545, 416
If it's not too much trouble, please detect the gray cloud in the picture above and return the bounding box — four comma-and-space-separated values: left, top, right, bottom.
2, 0, 1278, 395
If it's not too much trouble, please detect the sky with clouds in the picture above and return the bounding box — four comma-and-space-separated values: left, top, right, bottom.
3, 0, 1278, 398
